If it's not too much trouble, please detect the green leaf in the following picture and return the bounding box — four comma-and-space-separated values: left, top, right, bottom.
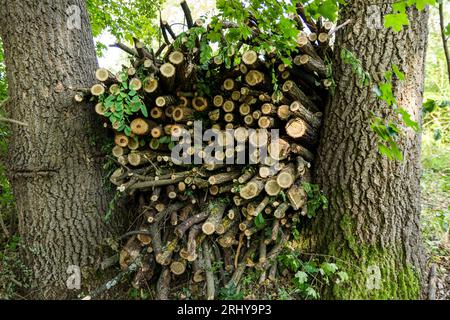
415, 0, 436, 11
384, 13, 409, 32
303, 262, 319, 274
294, 271, 308, 284
304, 287, 320, 299
255, 213, 266, 229
317, 1, 339, 22
159, 136, 171, 144
320, 262, 338, 275
398, 108, 419, 131
336, 271, 349, 284
392, 64, 405, 80
141, 104, 148, 117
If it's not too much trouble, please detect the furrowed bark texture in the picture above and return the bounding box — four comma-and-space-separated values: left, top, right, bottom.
0, 0, 111, 298
310, 1, 429, 299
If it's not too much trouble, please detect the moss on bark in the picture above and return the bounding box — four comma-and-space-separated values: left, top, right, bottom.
324, 213, 421, 300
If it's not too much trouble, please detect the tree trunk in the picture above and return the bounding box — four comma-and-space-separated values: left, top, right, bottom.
309, 1, 429, 299
0, 0, 111, 298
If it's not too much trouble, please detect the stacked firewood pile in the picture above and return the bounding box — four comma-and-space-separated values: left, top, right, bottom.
76, 1, 334, 299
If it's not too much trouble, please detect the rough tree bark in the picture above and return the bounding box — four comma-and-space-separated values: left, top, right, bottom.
309, 1, 429, 299
0, 0, 111, 298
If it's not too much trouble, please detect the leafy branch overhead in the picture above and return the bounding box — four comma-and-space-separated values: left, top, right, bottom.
384, 0, 437, 32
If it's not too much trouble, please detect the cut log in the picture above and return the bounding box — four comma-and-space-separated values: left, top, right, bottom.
202, 202, 227, 235
223, 79, 235, 91
137, 229, 152, 246
287, 181, 307, 210
276, 164, 297, 189
223, 100, 235, 113
208, 171, 240, 185
91, 84, 105, 96
240, 176, 265, 200
170, 258, 187, 276
268, 138, 290, 161
248, 129, 268, 148
290, 101, 322, 129
273, 202, 290, 219
112, 146, 129, 158
114, 134, 129, 148
160, 63, 176, 91
290, 142, 315, 162
180, 0, 194, 28
277, 104, 291, 120
156, 95, 177, 108
94, 103, 106, 116
242, 50, 261, 69
239, 103, 251, 116
296, 33, 322, 61
156, 237, 179, 265
156, 268, 171, 300
129, 78, 142, 91
258, 116, 275, 129
286, 118, 317, 145
218, 224, 238, 248
192, 97, 208, 111
172, 106, 194, 122
175, 212, 209, 238
213, 95, 224, 107
282, 80, 319, 112
169, 51, 185, 66
143, 77, 159, 94
252, 196, 270, 217
261, 103, 276, 115
95, 68, 115, 83
296, 54, 327, 78
265, 177, 282, 196
130, 118, 156, 136
245, 70, 267, 87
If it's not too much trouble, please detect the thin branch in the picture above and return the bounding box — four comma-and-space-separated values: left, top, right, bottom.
118, 230, 153, 241
329, 19, 352, 36
439, 3, 450, 83
110, 43, 139, 57
0, 117, 28, 127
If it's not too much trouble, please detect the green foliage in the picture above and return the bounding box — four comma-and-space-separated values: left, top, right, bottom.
86, 0, 164, 55
384, 0, 436, 32
301, 0, 346, 22
128, 287, 151, 300
302, 183, 328, 218
0, 235, 32, 299
99, 72, 147, 137
254, 212, 266, 229
277, 249, 348, 300
219, 283, 245, 300
340, 48, 371, 86
371, 65, 421, 160
423, 99, 450, 115
341, 46, 421, 161
176, 0, 303, 70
